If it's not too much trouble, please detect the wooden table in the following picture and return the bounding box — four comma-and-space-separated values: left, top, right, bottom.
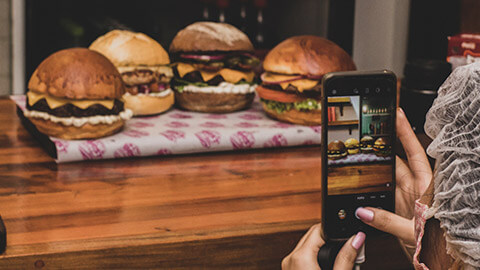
0, 98, 412, 269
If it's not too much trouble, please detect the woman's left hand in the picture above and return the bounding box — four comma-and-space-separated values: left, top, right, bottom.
282, 223, 365, 270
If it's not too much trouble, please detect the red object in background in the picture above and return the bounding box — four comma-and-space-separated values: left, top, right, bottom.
216, 0, 229, 8
447, 33, 480, 69
254, 0, 267, 8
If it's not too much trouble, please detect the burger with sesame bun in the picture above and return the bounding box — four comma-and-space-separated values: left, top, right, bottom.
25, 48, 132, 140
256, 35, 356, 125
169, 21, 260, 113
89, 30, 174, 116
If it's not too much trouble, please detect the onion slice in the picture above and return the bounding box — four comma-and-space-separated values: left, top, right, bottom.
180, 54, 226, 61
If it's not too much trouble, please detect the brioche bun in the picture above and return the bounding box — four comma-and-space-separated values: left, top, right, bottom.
89, 30, 170, 67
124, 91, 175, 116
175, 91, 254, 113
29, 117, 125, 140
169, 22, 254, 53
28, 48, 125, 100
263, 35, 356, 76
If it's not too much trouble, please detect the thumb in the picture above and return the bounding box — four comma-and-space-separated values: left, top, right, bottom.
355, 207, 415, 246
333, 232, 365, 270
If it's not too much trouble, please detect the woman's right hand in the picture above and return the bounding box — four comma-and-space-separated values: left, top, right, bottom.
356, 108, 433, 254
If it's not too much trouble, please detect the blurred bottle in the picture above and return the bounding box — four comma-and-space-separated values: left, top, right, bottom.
216, 0, 230, 23
253, 0, 267, 49
400, 59, 451, 133
201, 0, 214, 20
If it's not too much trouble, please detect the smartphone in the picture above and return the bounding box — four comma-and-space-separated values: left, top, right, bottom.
321, 70, 396, 240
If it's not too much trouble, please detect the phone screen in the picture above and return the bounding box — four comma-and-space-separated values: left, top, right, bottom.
321, 71, 396, 240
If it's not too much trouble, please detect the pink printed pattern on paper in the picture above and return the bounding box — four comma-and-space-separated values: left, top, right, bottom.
303, 140, 314, 145
53, 140, 69, 154
270, 122, 295, 129
239, 113, 263, 120
157, 148, 173, 155
123, 130, 150, 138
204, 114, 228, 119
160, 130, 186, 142
200, 122, 225, 128
195, 130, 221, 148
114, 143, 141, 158
230, 131, 255, 149
165, 121, 190, 128
169, 113, 193, 119
79, 140, 106, 160
129, 121, 154, 128
264, 134, 288, 148
235, 122, 259, 128
310, 126, 322, 133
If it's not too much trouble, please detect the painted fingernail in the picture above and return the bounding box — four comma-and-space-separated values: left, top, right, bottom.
355, 207, 374, 222
398, 107, 404, 115
352, 232, 366, 250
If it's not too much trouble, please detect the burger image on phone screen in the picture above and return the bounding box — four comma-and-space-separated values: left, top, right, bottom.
25, 48, 132, 140
360, 136, 374, 153
89, 30, 174, 116
256, 35, 356, 125
327, 140, 348, 160
169, 22, 259, 113
373, 137, 391, 157
345, 138, 359, 155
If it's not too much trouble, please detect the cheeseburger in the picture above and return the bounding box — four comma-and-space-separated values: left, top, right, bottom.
25, 48, 132, 140
345, 138, 359, 155
373, 137, 391, 157
169, 22, 259, 113
360, 136, 374, 153
89, 30, 174, 116
327, 140, 347, 160
256, 36, 356, 125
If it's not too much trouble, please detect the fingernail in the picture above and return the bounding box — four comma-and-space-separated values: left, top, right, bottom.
352, 232, 366, 250
397, 107, 404, 116
355, 207, 374, 222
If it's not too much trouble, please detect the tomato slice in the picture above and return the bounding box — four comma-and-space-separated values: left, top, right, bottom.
255, 85, 305, 103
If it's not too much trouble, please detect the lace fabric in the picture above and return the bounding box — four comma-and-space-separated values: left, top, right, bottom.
424, 62, 480, 268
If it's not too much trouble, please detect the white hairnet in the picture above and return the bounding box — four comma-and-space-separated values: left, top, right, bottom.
425, 62, 480, 267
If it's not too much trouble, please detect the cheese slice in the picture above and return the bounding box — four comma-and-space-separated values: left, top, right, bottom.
175, 62, 254, 83
262, 72, 319, 92
117, 65, 173, 77
27, 91, 115, 110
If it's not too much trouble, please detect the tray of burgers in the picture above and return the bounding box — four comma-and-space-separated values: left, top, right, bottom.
13, 22, 355, 163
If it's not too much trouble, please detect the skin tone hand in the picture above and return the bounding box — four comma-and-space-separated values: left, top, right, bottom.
355, 108, 433, 253
282, 224, 365, 270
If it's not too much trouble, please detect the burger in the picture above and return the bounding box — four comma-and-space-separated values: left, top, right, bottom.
373, 137, 391, 157
327, 140, 347, 160
169, 22, 259, 113
89, 30, 174, 116
360, 136, 374, 153
256, 36, 356, 126
345, 138, 359, 155
25, 48, 132, 140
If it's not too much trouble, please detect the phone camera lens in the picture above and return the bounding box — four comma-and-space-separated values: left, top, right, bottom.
331, 89, 337, 95
353, 88, 359, 94
375, 87, 381, 93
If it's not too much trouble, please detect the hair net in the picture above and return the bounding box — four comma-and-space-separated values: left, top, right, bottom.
424, 62, 480, 268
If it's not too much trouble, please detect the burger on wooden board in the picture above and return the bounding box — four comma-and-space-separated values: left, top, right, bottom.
25, 48, 132, 140
89, 30, 174, 116
169, 22, 260, 113
256, 35, 356, 125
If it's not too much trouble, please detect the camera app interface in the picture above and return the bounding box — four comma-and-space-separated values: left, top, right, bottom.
326, 89, 395, 196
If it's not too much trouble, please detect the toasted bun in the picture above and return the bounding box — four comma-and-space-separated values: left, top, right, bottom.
169, 22, 254, 53
124, 91, 174, 116
374, 137, 389, 145
263, 36, 356, 76
328, 140, 346, 151
175, 91, 254, 113
345, 138, 359, 148
89, 30, 170, 67
261, 103, 321, 126
29, 117, 125, 140
28, 48, 125, 100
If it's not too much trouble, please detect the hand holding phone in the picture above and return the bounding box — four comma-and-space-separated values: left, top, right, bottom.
321, 70, 397, 240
